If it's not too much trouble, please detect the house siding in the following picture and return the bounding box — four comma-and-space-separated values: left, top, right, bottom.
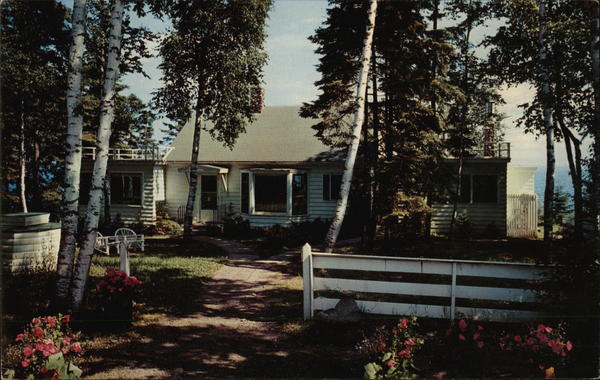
431, 161, 508, 236
164, 162, 342, 227
79, 161, 159, 225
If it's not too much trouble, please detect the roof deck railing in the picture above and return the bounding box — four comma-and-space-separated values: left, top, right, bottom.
82, 146, 173, 161
446, 142, 510, 160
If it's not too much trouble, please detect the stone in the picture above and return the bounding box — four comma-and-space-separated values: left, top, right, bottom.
316, 298, 361, 321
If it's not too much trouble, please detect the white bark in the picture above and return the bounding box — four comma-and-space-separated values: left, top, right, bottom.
538, 0, 555, 242
324, 0, 378, 252
19, 102, 28, 213
183, 106, 202, 240
71, 0, 125, 311
591, 0, 600, 234
55, 0, 87, 307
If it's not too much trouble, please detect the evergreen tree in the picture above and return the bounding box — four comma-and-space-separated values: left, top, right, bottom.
154, 0, 272, 240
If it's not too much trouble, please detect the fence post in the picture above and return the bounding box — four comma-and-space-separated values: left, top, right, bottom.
302, 243, 313, 320
119, 241, 130, 276
450, 262, 457, 321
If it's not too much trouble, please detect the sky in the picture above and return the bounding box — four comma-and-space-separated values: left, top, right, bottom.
117, 0, 583, 170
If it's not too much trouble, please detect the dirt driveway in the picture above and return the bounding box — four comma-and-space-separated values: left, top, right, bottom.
83, 237, 361, 378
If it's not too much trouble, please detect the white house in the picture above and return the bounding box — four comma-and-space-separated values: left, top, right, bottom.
80, 106, 537, 237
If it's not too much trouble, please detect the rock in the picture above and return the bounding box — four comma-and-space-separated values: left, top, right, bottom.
316, 298, 361, 321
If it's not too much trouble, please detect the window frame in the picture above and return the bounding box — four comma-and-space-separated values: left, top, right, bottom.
78, 171, 144, 207
240, 169, 309, 216
323, 173, 342, 201
458, 173, 499, 204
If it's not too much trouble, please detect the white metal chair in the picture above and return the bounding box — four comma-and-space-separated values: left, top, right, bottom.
94, 232, 110, 255
115, 227, 144, 251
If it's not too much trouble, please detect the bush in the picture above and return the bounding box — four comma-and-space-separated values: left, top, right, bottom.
222, 214, 253, 239
454, 211, 473, 239
3, 315, 83, 380
357, 317, 425, 379
3, 267, 56, 322
145, 218, 182, 236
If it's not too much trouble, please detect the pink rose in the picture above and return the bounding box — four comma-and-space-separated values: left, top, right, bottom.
33, 327, 44, 339
458, 334, 466, 341
23, 346, 33, 357
70, 342, 82, 353
513, 335, 522, 342
386, 360, 395, 368
458, 319, 467, 331
32, 318, 41, 326
566, 341, 573, 351
15, 333, 24, 342
21, 360, 29, 368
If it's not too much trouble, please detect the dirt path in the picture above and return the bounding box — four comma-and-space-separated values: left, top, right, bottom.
85, 237, 359, 378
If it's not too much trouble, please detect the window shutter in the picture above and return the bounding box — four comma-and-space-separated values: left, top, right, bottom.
323, 174, 330, 200
241, 173, 249, 213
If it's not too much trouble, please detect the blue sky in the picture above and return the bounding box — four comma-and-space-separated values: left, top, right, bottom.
93, 0, 585, 170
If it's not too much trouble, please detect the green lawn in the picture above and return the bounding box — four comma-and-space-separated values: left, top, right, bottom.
88, 238, 227, 315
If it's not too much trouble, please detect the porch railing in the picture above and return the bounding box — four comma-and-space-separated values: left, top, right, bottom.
82, 146, 173, 161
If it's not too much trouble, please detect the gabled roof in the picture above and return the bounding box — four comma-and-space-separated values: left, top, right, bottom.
165, 106, 343, 163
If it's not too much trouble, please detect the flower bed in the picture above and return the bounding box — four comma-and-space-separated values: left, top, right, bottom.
3, 314, 83, 379
95, 269, 142, 327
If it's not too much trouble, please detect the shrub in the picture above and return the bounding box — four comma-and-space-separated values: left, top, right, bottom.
3, 267, 56, 321
94, 268, 143, 325
222, 213, 253, 239
145, 218, 182, 236
3, 315, 83, 380
455, 211, 473, 239
358, 317, 425, 379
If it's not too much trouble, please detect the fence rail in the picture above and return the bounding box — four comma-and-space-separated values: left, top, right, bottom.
302, 244, 553, 322
82, 146, 173, 161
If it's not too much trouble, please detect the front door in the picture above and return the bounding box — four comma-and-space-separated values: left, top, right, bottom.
199, 175, 218, 223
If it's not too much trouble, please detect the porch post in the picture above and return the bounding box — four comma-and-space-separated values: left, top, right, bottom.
249, 173, 255, 214
287, 172, 293, 216
302, 243, 314, 319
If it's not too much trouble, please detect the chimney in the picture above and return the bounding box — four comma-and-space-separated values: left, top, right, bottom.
250, 86, 264, 114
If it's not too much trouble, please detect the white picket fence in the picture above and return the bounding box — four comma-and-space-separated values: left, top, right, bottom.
507, 194, 538, 238
302, 244, 553, 322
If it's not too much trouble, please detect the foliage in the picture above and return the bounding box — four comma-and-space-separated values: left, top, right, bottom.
454, 211, 473, 239
3, 267, 57, 322
552, 186, 572, 226
381, 194, 430, 240
95, 268, 142, 296
357, 317, 425, 379
222, 210, 254, 239
145, 218, 183, 236
3, 315, 83, 380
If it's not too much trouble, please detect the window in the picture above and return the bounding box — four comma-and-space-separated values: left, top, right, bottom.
472, 175, 498, 203
201, 175, 217, 210
323, 174, 342, 201
255, 174, 287, 212
241, 172, 249, 213
458, 174, 498, 204
79, 173, 92, 204
110, 174, 142, 205
292, 173, 307, 215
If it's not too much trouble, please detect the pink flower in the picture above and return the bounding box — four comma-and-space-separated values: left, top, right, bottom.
61, 347, 69, 354
33, 327, 44, 339
70, 342, 82, 353
514, 335, 522, 342
566, 341, 573, 351
15, 333, 24, 342
32, 318, 41, 326
386, 360, 395, 368
399, 348, 411, 359
458, 334, 466, 341
526, 337, 536, 346
405, 338, 416, 346
458, 319, 467, 332
62, 337, 71, 345
537, 324, 546, 332
62, 315, 71, 324
45, 316, 57, 327
378, 342, 386, 351
397, 318, 409, 329
472, 333, 480, 341
477, 325, 484, 331
477, 341, 485, 349
21, 360, 29, 368
23, 346, 33, 357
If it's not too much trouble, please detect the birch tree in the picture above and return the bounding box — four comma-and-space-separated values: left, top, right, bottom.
323, 0, 378, 252
19, 100, 28, 212
537, 0, 555, 242
154, 0, 272, 241
55, 0, 87, 308
70, 0, 125, 311
591, 0, 600, 234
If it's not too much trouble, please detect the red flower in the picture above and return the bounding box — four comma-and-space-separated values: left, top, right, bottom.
477, 341, 485, 349
397, 318, 409, 329
15, 333, 24, 342
458, 319, 467, 332
532, 345, 540, 352
32, 317, 41, 326
45, 316, 57, 328
23, 346, 33, 357
566, 341, 573, 351
40, 367, 47, 374
33, 327, 44, 339
405, 337, 416, 346
62, 315, 71, 324
526, 337, 536, 346
399, 348, 411, 359
458, 334, 466, 341
71, 342, 82, 353
472, 332, 480, 341
62, 337, 71, 345
21, 360, 29, 368
386, 360, 395, 368
513, 335, 522, 342
477, 325, 484, 331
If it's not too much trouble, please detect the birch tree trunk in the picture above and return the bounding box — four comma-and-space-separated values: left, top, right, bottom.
557, 116, 583, 239
324, 0, 378, 252
183, 103, 203, 241
538, 0, 555, 242
55, 0, 87, 308
591, 0, 600, 234
71, 0, 125, 311
19, 100, 28, 213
